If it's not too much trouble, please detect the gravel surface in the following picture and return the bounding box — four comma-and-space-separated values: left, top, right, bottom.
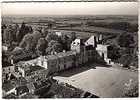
54, 65, 138, 98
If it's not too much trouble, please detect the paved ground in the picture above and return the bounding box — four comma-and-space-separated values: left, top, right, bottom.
54, 64, 138, 98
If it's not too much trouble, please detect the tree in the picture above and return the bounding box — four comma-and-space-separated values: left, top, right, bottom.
108, 45, 121, 61
19, 27, 43, 51
60, 34, 71, 51
46, 46, 53, 55
52, 41, 63, 53
36, 38, 47, 55
46, 40, 63, 55
45, 32, 60, 43
19, 33, 33, 50
110, 22, 130, 31
2, 24, 7, 42
118, 33, 134, 48
3, 25, 14, 44
70, 32, 76, 41
42, 27, 48, 37
16, 22, 31, 42
118, 54, 132, 68
28, 26, 33, 34
12, 24, 19, 42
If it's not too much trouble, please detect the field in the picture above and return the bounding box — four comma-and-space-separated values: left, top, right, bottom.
2, 15, 138, 38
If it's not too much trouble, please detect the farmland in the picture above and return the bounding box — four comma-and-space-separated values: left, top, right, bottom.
2, 15, 138, 67
2, 15, 138, 39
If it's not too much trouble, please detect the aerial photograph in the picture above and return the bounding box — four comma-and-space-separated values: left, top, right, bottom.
1, 1, 138, 98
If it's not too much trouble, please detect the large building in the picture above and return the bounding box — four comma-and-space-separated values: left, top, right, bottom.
16, 35, 110, 76
36, 51, 77, 74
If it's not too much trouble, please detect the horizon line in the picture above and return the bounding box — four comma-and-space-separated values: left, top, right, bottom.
2, 14, 138, 16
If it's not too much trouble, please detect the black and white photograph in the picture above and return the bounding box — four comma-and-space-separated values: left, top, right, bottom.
1, 0, 139, 99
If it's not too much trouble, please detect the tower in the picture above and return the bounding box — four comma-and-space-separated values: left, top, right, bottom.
71, 38, 85, 53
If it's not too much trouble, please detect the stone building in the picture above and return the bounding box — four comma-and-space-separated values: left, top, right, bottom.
71, 38, 85, 53
36, 51, 77, 74
18, 65, 45, 78
96, 44, 111, 64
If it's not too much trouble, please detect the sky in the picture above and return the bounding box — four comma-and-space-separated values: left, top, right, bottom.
1, 2, 138, 16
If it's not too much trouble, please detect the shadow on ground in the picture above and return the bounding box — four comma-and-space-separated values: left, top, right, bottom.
55, 63, 111, 77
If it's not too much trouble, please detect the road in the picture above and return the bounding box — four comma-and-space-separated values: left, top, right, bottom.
54, 65, 138, 98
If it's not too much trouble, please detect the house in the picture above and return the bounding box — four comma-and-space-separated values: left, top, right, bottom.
10, 50, 37, 64
36, 51, 77, 74
55, 31, 62, 36
3, 85, 29, 98
14, 85, 29, 97
2, 81, 16, 96
85, 35, 97, 47
27, 79, 51, 95
71, 38, 86, 53
18, 65, 44, 78
37, 55, 58, 73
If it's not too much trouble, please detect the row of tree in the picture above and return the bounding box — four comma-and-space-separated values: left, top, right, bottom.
107, 32, 138, 68
2, 22, 77, 57
87, 21, 138, 32
2, 22, 33, 44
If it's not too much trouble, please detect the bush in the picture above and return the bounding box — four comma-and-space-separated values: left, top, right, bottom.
123, 79, 138, 97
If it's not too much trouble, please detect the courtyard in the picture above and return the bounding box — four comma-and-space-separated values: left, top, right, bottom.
54, 64, 138, 97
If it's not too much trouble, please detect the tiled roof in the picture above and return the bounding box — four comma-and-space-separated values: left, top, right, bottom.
33, 79, 51, 90
2, 81, 16, 92
39, 50, 77, 62
11, 50, 37, 63
16, 85, 29, 95
19, 65, 44, 72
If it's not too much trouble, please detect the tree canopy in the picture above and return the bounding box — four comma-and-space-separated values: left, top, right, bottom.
46, 40, 63, 55
16, 22, 32, 42
118, 33, 134, 48
36, 38, 47, 55
19, 29, 42, 51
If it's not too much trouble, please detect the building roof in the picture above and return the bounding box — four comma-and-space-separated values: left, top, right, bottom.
3, 93, 17, 99
85, 35, 96, 47
18, 65, 30, 71
11, 50, 37, 63
18, 65, 44, 72
16, 85, 29, 96
2, 81, 16, 92
29, 79, 51, 90
17, 58, 38, 66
